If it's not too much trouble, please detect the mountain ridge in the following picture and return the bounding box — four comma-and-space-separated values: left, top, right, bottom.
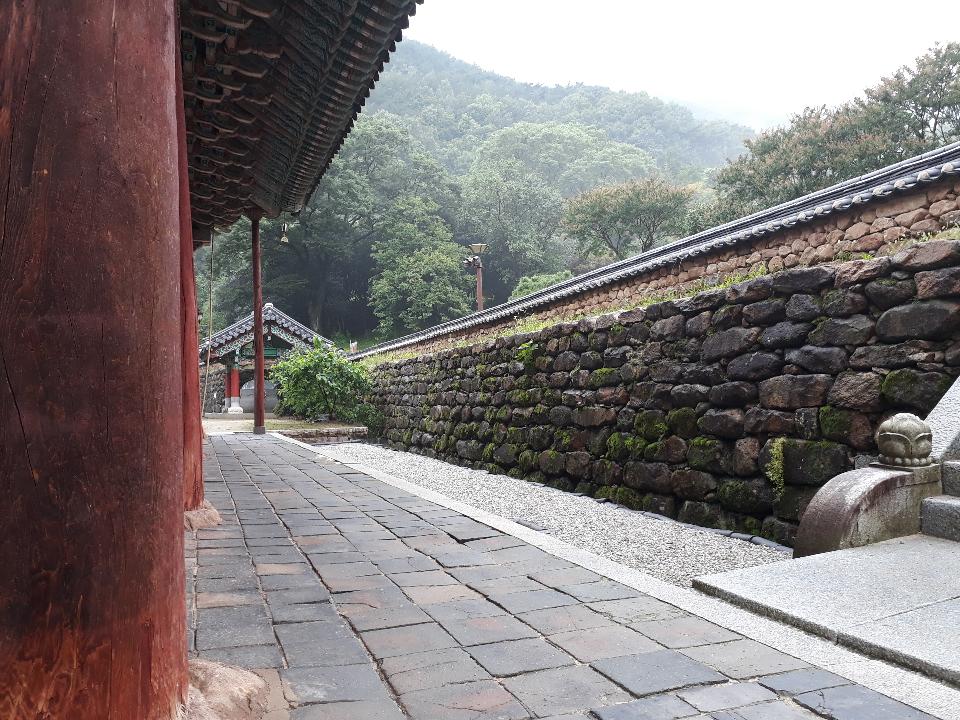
367, 39, 754, 180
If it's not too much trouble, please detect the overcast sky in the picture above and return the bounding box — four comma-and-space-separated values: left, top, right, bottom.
406, 1, 950, 131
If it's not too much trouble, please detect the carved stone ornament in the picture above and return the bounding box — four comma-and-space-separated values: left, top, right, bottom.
875, 412, 934, 467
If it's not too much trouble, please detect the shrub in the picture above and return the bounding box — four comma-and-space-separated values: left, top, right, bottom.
270, 340, 375, 424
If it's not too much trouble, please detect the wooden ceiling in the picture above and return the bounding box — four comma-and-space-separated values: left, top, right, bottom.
180, 0, 420, 231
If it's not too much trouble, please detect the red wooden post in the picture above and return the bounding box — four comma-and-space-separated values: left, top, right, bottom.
0, 1, 187, 718
251, 215, 266, 434
176, 32, 204, 511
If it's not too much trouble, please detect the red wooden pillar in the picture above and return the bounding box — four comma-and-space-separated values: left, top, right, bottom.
228, 366, 243, 413
251, 215, 266, 434
0, 2, 187, 719
176, 32, 204, 511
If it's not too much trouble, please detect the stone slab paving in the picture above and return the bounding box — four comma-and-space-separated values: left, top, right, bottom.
186, 434, 945, 719
694, 536, 960, 685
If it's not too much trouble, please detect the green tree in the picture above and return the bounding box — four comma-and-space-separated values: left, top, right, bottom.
703, 43, 960, 227
474, 122, 654, 196
459, 159, 566, 303
509, 270, 574, 300
563, 178, 694, 260
369, 197, 472, 336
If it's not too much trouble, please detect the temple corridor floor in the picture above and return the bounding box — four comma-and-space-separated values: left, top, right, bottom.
185, 434, 942, 720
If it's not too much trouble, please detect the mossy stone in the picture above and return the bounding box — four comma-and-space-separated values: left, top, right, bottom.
687, 437, 729, 473
880, 369, 953, 414
635, 410, 668, 441
667, 407, 699, 439
717, 479, 774, 515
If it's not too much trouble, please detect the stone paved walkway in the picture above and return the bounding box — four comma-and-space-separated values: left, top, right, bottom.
186, 434, 941, 720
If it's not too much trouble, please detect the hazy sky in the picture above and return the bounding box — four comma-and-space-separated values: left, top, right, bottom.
406, 1, 950, 131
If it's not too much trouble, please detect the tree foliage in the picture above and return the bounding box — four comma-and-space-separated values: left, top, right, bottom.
563, 179, 693, 260
509, 271, 575, 300
270, 340, 371, 422
695, 42, 960, 227
369, 197, 473, 337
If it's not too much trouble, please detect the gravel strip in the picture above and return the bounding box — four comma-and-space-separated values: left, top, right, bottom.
315, 443, 788, 586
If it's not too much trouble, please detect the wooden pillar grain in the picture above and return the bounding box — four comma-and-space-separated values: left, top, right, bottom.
251, 214, 266, 434
176, 35, 204, 511
0, 2, 187, 718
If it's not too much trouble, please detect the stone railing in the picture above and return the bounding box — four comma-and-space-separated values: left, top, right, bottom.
369, 240, 960, 545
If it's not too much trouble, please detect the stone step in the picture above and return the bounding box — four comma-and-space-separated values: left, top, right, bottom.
943, 461, 960, 496
921, 495, 960, 541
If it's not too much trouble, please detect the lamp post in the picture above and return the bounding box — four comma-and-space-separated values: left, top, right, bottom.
463, 242, 487, 312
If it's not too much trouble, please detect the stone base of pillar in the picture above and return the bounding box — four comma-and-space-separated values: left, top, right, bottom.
183, 500, 223, 531
227, 401, 243, 415
253, 426, 266, 435
184, 660, 267, 720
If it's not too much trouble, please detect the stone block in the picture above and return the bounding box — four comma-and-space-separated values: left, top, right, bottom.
717, 478, 774, 515
759, 375, 833, 410
807, 315, 874, 346
760, 321, 812, 349
880, 369, 953, 413
744, 407, 795, 434
864, 277, 915, 309
727, 352, 784, 381
671, 469, 718, 500
623, 462, 672, 494
833, 257, 892, 287
826, 371, 882, 411
743, 299, 786, 325
892, 240, 960, 270
708, 381, 758, 407
702, 327, 760, 361
818, 406, 874, 450
769, 265, 836, 293
502, 666, 631, 718
876, 300, 960, 340
914, 267, 960, 298
770, 439, 850, 486
785, 345, 847, 374
687, 437, 732, 474
785, 294, 821, 321
795, 683, 938, 720
697, 409, 745, 439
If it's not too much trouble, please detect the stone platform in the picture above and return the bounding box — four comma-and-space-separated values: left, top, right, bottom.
694, 535, 960, 686
187, 434, 948, 719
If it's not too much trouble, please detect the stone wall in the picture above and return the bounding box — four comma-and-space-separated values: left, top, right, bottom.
200, 364, 226, 414
375, 181, 960, 358
369, 240, 960, 546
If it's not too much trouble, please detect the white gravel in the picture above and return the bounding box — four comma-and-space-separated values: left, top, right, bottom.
315, 442, 789, 587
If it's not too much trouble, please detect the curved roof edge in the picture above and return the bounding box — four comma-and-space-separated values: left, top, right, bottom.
353, 141, 960, 360
200, 303, 333, 358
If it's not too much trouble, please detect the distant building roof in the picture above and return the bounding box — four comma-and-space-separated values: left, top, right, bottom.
354, 141, 960, 359
200, 303, 332, 359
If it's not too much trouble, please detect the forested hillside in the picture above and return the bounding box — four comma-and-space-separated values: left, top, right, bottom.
198, 41, 960, 349
366, 41, 752, 179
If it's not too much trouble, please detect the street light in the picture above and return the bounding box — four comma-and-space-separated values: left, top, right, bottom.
462, 243, 487, 312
